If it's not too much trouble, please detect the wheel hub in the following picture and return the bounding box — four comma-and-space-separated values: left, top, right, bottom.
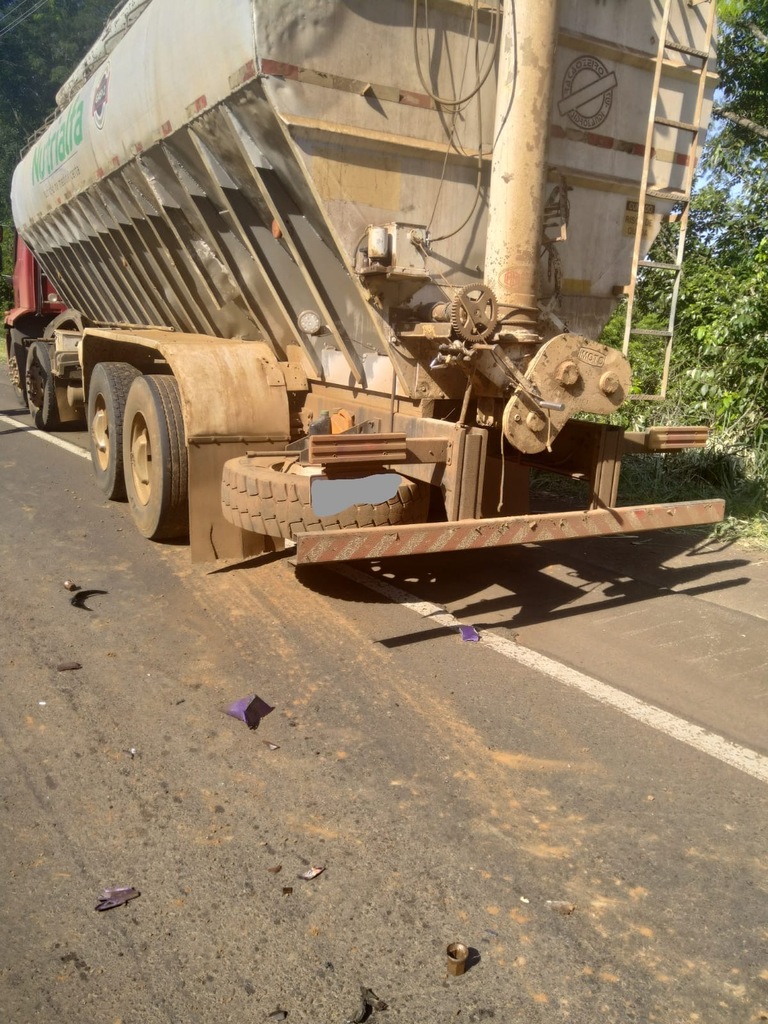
8, 353, 21, 390
92, 400, 110, 470
26, 361, 44, 410
129, 415, 152, 505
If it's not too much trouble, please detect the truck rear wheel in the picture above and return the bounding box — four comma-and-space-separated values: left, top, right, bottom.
6, 329, 29, 406
221, 459, 430, 540
25, 341, 60, 431
88, 362, 141, 500
123, 375, 189, 540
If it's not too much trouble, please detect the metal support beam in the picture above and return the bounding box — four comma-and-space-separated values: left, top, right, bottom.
294, 499, 725, 564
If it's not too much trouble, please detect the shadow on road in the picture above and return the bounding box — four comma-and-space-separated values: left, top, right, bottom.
0, 404, 85, 433
285, 527, 755, 634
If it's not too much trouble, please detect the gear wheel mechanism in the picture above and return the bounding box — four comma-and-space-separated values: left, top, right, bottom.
450, 284, 499, 343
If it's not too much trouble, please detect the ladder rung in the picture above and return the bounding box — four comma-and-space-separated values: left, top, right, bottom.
655, 116, 699, 132
664, 40, 709, 60
623, 2, 715, 385
629, 394, 666, 403
646, 187, 690, 201
638, 260, 682, 271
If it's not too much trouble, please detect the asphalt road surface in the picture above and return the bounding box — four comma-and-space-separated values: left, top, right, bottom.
1, 374, 767, 1024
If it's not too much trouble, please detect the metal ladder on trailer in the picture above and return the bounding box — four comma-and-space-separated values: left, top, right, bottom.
622, 0, 717, 401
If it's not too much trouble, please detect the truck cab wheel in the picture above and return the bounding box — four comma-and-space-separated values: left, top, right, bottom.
123, 374, 189, 540
88, 362, 141, 500
25, 341, 60, 431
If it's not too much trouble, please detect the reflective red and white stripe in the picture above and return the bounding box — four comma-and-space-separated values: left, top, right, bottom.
294, 500, 725, 565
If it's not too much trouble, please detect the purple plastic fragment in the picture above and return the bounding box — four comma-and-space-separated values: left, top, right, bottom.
95, 886, 140, 911
459, 625, 480, 643
223, 694, 274, 729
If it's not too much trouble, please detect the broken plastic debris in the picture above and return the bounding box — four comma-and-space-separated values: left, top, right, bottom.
57, 661, 82, 672
345, 986, 389, 1023
282, 887, 293, 896
458, 625, 480, 643
262, 741, 280, 751
63, 579, 79, 591
519, 896, 530, 904
547, 900, 576, 915
70, 589, 107, 611
38, 701, 47, 706
267, 864, 282, 874
298, 866, 325, 880
125, 747, 138, 759
95, 885, 140, 911
223, 694, 274, 730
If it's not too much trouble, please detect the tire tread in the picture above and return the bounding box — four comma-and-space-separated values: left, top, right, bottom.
221, 461, 429, 540
88, 362, 141, 500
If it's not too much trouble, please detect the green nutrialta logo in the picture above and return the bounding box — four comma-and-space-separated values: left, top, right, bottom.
32, 99, 85, 185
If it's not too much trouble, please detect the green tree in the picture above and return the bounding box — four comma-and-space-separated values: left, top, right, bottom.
671, 1, 768, 448
712, 0, 768, 172
599, 1, 768, 523
1, 0, 116, 309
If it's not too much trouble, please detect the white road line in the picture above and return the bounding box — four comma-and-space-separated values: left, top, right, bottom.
338, 565, 768, 786
0, 413, 90, 460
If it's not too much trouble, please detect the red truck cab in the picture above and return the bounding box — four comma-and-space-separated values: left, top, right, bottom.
3, 232, 66, 404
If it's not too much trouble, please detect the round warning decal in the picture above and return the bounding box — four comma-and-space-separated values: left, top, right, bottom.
92, 62, 111, 131
559, 55, 617, 130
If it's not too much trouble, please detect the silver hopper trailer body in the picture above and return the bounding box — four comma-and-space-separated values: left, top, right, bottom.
8, 0, 724, 563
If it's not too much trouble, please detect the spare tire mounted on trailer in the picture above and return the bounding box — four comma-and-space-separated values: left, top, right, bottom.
221, 458, 430, 540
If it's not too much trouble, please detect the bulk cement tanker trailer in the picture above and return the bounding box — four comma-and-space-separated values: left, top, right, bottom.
5, 0, 724, 564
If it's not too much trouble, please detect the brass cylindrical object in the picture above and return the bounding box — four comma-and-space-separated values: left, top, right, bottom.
446, 942, 469, 976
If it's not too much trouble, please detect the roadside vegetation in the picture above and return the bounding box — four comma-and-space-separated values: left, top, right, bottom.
1, 0, 766, 543
0, 0, 116, 298
595, 1, 768, 544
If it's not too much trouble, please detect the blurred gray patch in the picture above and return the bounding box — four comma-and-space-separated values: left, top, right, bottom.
310, 474, 401, 517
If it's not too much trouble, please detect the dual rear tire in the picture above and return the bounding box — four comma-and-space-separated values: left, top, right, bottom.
89, 367, 430, 545
88, 368, 188, 539
88, 362, 140, 500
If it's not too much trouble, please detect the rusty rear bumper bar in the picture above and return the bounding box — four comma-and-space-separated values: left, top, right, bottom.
623, 425, 710, 453
294, 499, 725, 565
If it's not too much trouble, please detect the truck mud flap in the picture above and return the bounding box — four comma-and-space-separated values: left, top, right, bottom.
293, 499, 726, 565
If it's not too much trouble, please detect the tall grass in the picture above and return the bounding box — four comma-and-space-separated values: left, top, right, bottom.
618, 435, 767, 544
532, 424, 767, 547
